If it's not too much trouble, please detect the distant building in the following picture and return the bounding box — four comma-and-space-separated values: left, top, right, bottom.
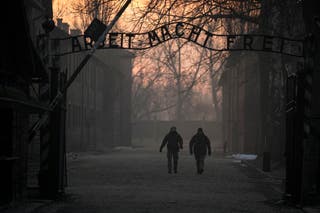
219, 51, 262, 155
220, 24, 320, 205
56, 18, 70, 34
52, 19, 134, 152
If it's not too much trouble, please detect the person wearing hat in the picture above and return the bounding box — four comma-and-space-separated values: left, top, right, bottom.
189, 128, 212, 174
159, 126, 183, 174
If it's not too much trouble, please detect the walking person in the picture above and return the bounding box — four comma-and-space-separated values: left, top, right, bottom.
223, 140, 227, 154
159, 126, 183, 174
189, 128, 212, 174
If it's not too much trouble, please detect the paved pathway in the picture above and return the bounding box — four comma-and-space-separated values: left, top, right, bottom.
11, 148, 305, 213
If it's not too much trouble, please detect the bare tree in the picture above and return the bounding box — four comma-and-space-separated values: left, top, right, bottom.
66, 0, 264, 122
132, 0, 260, 31
70, 0, 127, 31
130, 0, 260, 121
131, 54, 167, 120
53, 0, 67, 19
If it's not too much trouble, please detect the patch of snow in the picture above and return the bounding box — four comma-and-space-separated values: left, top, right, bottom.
232, 154, 258, 160
113, 146, 135, 151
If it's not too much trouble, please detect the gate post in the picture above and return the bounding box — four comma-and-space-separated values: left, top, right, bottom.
39, 66, 67, 198
284, 66, 305, 205
285, 73, 297, 202
284, 37, 315, 204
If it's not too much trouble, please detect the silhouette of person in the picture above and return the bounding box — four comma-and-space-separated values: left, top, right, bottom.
223, 140, 227, 153
159, 126, 183, 174
189, 128, 212, 174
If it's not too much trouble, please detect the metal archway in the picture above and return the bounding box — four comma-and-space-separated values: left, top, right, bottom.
52, 21, 304, 58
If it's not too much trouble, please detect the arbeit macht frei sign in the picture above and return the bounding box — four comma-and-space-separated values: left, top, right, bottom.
52, 22, 304, 57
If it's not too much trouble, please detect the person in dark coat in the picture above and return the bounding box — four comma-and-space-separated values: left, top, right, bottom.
189, 128, 212, 174
159, 126, 183, 174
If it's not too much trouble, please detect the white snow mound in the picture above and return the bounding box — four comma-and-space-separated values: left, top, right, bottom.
232, 154, 257, 160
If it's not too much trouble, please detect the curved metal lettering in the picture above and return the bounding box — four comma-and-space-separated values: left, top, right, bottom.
52, 22, 304, 57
